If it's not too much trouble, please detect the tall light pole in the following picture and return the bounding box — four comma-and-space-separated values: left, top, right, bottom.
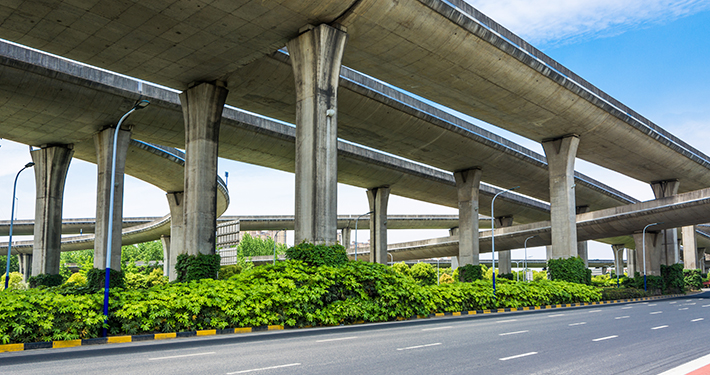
354, 211, 373, 261
524, 235, 535, 282
4, 162, 34, 290
102, 100, 149, 337
491, 186, 519, 298
642, 222, 662, 292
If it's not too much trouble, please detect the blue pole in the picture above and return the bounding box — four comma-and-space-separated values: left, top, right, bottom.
5, 163, 33, 290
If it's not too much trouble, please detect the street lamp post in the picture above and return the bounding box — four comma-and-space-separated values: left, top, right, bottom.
102, 100, 149, 337
524, 235, 535, 282
354, 211, 373, 261
642, 222, 662, 292
491, 186, 519, 298
4, 162, 34, 290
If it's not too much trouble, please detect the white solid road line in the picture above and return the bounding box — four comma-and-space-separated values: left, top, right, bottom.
592, 335, 618, 342
702, 304, 710, 308
499, 352, 538, 361
615, 316, 630, 319
499, 330, 529, 336
658, 351, 710, 375
652, 325, 669, 330
149, 352, 216, 361
650, 311, 663, 315
421, 326, 453, 331
316, 336, 359, 343
568, 322, 587, 326
227, 363, 301, 374
397, 343, 442, 351
692, 318, 704, 322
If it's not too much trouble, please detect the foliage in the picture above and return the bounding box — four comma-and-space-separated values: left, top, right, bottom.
0, 272, 27, 291
285, 242, 348, 267
410, 262, 437, 286
175, 253, 221, 282
458, 264, 483, 283
219, 265, 243, 280
125, 268, 166, 289
592, 273, 627, 287
121, 241, 164, 268
683, 269, 703, 291
547, 257, 590, 285
237, 233, 287, 258
0, 255, 19, 273
498, 273, 515, 281
28, 273, 64, 288
600, 287, 650, 300
439, 273, 454, 284
391, 262, 411, 277
661, 264, 684, 293
65, 273, 87, 286
623, 273, 663, 293
86, 268, 125, 291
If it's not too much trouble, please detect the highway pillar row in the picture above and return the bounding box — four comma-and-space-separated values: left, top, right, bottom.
18, 253, 32, 281
367, 186, 390, 264
612, 244, 624, 276
30, 145, 74, 276
633, 231, 661, 276
165, 191, 185, 280
179, 81, 229, 255
94, 127, 131, 270
341, 227, 351, 250
495, 216, 514, 274
454, 168, 482, 266
681, 225, 699, 269
576, 205, 590, 267
650, 180, 680, 265
287, 23, 348, 245
627, 248, 636, 277
542, 135, 580, 259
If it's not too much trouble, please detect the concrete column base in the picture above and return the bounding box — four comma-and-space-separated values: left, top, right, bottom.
165, 191, 185, 280
698, 248, 706, 273
341, 227, 351, 250
367, 186, 390, 264
30, 145, 73, 276
612, 244, 625, 276
634, 231, 662, 276
454, 168, 482, 266
682, 225, 699, 269
627, 248, 637, 277
18, 253, 32, 282
576, 206, 590, 267
495, 216, 514, 274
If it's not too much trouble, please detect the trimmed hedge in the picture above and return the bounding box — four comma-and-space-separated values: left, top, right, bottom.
175, 253, 221, 282
285, 242, 348, 267
28, 273, 64, 288
601, 287, 650, 300
458, 264, 483, 282
547, 257, 591, 285
661, 264, 684, 293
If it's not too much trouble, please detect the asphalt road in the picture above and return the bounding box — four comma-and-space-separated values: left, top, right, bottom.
3, 292, 710, 374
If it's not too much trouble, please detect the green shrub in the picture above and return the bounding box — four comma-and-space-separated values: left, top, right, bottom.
391, 262, 411, 277
86, 268, 125, 291
601, 287, 649, 300
661, 264, 684, 293
65, 273, 87, 286
458, 264, 483, 282
410, 262, 437, 285
285, 242, 348, 267
439, 273, 454, 284
219, 264, 243, 280
683, 269, 703, 291
28, 273, 64, 288
124, 269, 166, 289
498, 273, 514, 281
175, 253, 221, 282
0, 272, 27, 291
547, 257, 590, 284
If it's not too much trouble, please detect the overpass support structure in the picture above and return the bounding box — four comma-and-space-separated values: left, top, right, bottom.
576, 205, 590, 267
634, 231, 662, 276
454, 168, 482, 266
542, 135, 580, 259
287, 24, 348, 245
368, 186, 390, 264
164, 192, 185, 280
612, 244, 625, 276
30, 145, 73, 276
94, 127, 131, 271
627, 248, 637, 277
651, 180, 680, 265
682, 225, 699, 269
180, 81, 228, 255
496, 216, 514, 274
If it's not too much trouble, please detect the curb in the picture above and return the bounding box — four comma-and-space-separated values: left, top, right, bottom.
0, 293, 689, 353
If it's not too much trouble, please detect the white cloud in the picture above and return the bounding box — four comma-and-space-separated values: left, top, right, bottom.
464, 0, 710, 47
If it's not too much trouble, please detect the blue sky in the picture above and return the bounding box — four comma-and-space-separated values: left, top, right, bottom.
2, 1, 710, 262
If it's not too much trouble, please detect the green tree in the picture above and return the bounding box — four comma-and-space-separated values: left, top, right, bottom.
0, 255, 19, 273
121, 240, 163, 267
237, 233, 287, 258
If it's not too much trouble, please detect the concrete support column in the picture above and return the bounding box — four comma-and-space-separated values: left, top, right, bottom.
341, 227, 352, 250
612, 244, 625, 276
627, 248, 637, 277
495, 216, 514, 274
698, 248, 706, 273
454, 168, 482, 266
651, 180, 680, 265
180, 81, 228, 255
449, 227, 460, 270
542, 135, 580, 259
30, 145, 73, 276
545, 246, 552, 261
165, 191, 185, 280
682, 225, 699, 269
576, 205, 590, 267
94, 127, 131, 270
18, 253, 32, 281
367, 186, 390, 264
634, 231, 661, 276
287, 24, 348, 245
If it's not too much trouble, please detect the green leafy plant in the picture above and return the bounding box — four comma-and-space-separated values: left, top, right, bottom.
683, 269, 703, 291
391, 262, 411, 277
0, 272, 27, 291
65, 273, 87, 286
410, 262, 437, 285
86, 268, 125, 291
458, 264, 483, 282
547, 257, 590, 285
175, 253, 221, 282
28, 273, 64, 288
285, 242, 348, 267
661, 264, 684, 293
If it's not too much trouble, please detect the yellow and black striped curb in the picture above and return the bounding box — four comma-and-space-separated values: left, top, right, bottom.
0, 293, 689, 353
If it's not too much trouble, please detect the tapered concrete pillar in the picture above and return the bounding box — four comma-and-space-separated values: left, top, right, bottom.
576, 206, 590, 267
612, 244, 625, 276
180, 81, 228, 255
542, 135, 580, 259
698, 248, 706, 273
30, 145, 73, 276
449, 227, 460, 270
682, 225, 699, 269
164, 191, 185, 280
287, 24, 348, 245
495, 216, 514, 274
341, 227, 351, 250
651, 180, 680, 265
454, 168, 482, 266
94, 127, 131, 270
634, 231, 662, 276
367, 186, 390, 264
627, 248, 637, 277
18, 253, 32, 281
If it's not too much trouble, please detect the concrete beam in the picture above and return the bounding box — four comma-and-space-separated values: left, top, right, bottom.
287, 24, 348, 245
542, 135, 580, 259
94, 127, 131, 271
180, 81, 229, 255
454, 168, 482, 266
367, 186, 390, 264
682, 225, 699, 269
651, 179, 680, 265
30, 145, 73, 276
496, 216, 514, 274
